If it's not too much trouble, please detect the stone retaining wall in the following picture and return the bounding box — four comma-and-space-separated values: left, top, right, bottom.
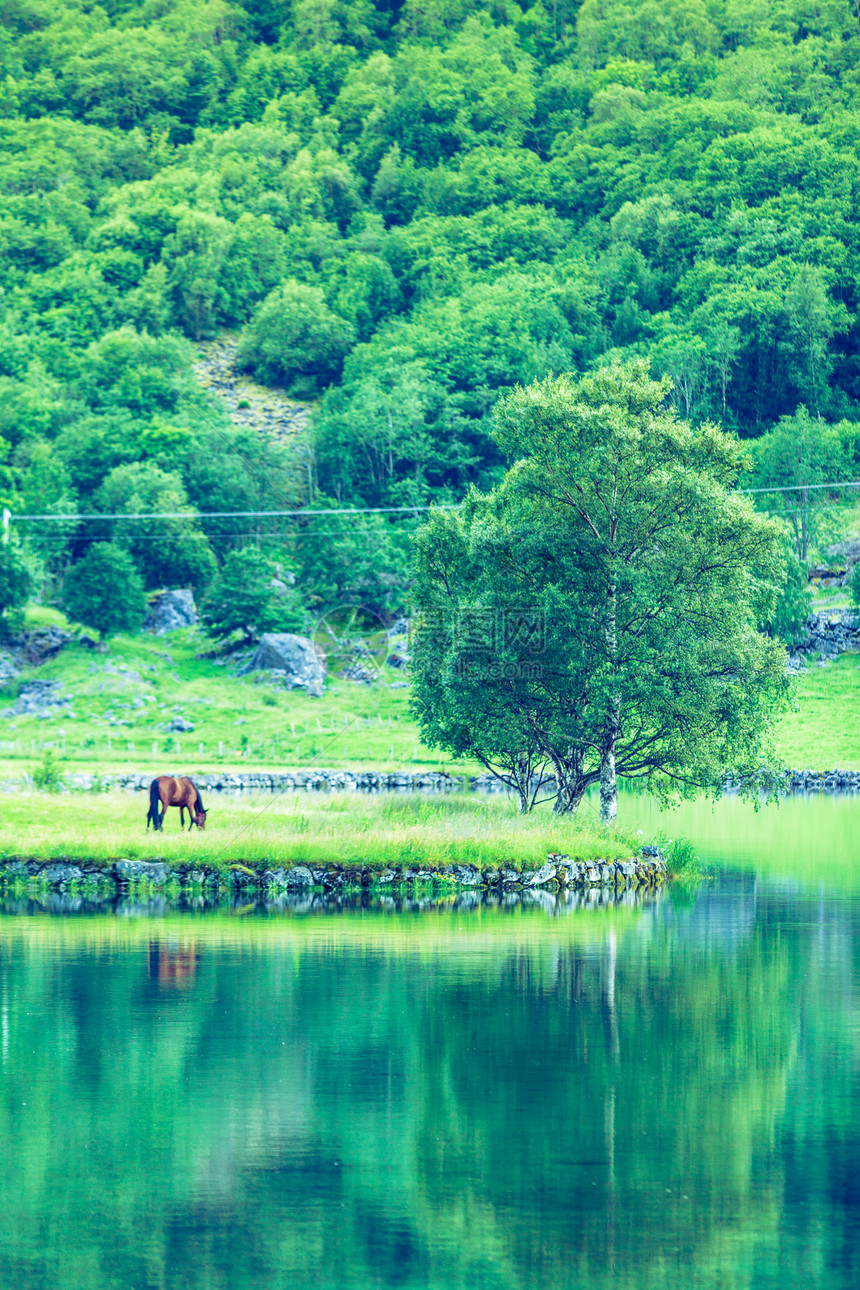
73, 769, 463, 793
780, 768, 860, 791
0, 850, 668, 896
67, 767, 860, 797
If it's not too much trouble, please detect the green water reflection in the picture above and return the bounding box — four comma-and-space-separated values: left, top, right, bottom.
619, 786, 860, 884
0, 874, 858, 1290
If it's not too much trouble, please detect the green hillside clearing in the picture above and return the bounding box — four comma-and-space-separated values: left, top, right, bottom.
0, 607, 857, 782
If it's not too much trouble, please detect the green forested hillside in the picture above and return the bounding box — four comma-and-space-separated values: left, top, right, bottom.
3, 0, 860, 617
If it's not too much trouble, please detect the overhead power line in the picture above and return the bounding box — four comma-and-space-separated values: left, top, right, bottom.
9, 505, 455, 522
5, 482, 860, 524
738, 480, 860, 495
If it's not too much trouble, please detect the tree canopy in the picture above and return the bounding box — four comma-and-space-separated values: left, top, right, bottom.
412, 362, 791, 821
61, 541, 146, 640
3, 0, 860, 618
201, 545, 305, 642
0, 538, 34, 631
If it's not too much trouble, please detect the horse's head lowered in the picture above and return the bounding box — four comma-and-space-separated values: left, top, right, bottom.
194, 809, 207, 830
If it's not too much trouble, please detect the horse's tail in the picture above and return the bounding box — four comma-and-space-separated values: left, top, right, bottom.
147, 778, 161, 830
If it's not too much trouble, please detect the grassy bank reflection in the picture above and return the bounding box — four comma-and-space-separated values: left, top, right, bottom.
2, 876, 857, 1288
616, 786, 860, 887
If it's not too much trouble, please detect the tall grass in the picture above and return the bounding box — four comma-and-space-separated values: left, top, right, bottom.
0, 789, 644, 871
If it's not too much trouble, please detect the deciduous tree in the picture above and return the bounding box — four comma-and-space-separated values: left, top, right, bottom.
749, 407, 850, 562
412, 361, 790, 822
62, 542, 146, 641
202, 546, 305, 643
0, 536, 33, 632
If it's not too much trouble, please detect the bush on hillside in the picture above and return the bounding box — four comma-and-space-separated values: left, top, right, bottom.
202, 546, 306, 644
763, 544, 813, 647
97, 462, 217, 592
62, 542, 146, 641
0, 538, 35, 635
237, 281, 354, 397
851, 562, 860, 608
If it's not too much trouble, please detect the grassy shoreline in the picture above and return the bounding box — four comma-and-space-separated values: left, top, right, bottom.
0, 789, 651, 873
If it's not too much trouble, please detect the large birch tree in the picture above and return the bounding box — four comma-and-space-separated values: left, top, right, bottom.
411, 361, 791, 822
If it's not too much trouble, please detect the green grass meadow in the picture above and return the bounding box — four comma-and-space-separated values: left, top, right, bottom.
1, 606, 461, 779
2, 604, 860, 796
0, 789, 644, 872
775, 652, 860, 769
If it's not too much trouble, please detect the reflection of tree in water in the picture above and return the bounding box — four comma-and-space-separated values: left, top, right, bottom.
411, 927, 797, 1288
148, 940, 200, 989
1, 894, 860, 1289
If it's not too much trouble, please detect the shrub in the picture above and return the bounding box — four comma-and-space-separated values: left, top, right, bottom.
62, 542, 146, 641
850, 562, 860, 607
0, 537, 34, 631
33, 750, 65, 793
237, 280, 354, 396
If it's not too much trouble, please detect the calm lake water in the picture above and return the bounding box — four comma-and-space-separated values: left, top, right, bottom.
1, 794, 859, 1290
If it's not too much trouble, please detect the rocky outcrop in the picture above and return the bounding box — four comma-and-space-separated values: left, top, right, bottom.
0, 651, 19, 683
790, 610, 860, 663
825, 538, 860, 576
145, 589, 197, 635
0, 625, 87, 676
22, 626, 74, 665
2, 679, 72, 720
238, 632, 325, 695
192, 337, 310, 444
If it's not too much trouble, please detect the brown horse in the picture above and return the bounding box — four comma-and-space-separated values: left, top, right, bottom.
147, 776, 207, 831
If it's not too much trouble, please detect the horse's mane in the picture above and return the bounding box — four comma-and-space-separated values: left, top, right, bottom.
191, 779, 206, 813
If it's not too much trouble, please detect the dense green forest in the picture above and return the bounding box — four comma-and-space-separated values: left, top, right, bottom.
3, 0, 860, 623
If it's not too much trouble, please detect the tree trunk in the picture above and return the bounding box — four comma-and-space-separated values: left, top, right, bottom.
600, 572, 620, 825
513, 753, 533, 814
800, 485, 810, 563
552, 748, 586, 814
599, 696, 620, 824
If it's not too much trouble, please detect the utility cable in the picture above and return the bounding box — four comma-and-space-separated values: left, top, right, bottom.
10, 505, 453, 521
738, 480, 860, 494
9, 482, 860, 521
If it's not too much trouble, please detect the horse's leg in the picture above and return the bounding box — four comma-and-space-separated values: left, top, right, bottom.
183, 779, 194, 830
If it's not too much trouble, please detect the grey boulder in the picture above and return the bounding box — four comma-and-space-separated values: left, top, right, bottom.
526, 862, 558, 886
240, 633, 325, 695
145, 589, 198, 635
114, 860, 170, 885
285, 865, 314, 887
39, 863, 84, 887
